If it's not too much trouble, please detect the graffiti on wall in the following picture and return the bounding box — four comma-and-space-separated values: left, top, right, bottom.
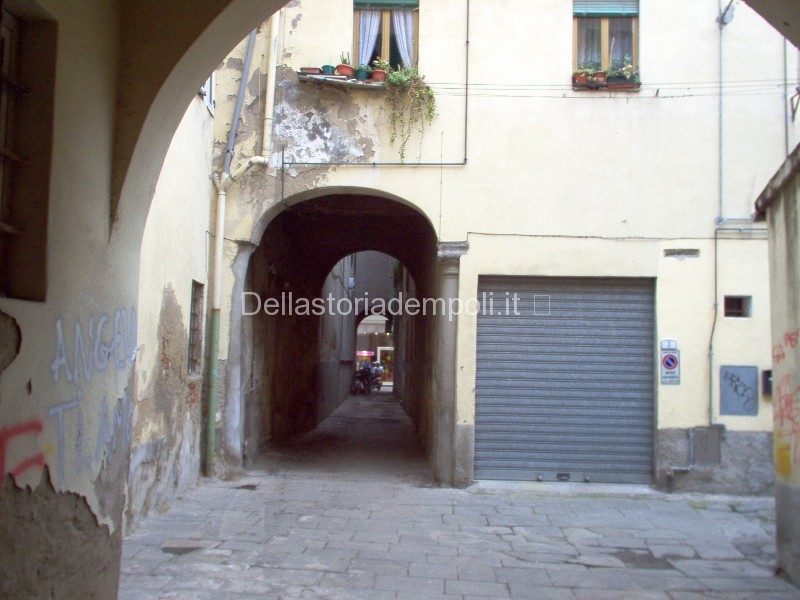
1, 308, 138, 485
775, 372, 800, 479
50, 308, 137, 384
772, 327, 800, 480
0, 420, 45, 478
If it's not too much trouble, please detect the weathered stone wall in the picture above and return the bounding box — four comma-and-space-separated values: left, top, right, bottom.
125, 97, 213, 529
126, 287, 203, 531
656, 428, 774, 495
0, 470, 121, 599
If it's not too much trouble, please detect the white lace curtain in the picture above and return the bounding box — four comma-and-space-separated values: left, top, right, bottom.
358, 10, 381, 66
359, 9, 415, 68
391, 10, 414, 68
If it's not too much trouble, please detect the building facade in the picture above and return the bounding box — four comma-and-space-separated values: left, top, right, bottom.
1, 0, 800, 595
198, 0, 800, 495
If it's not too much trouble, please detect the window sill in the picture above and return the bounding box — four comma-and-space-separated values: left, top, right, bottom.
572, 80, 641, 92
298, 73, 387, 92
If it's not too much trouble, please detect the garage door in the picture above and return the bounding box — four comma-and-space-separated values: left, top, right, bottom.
475, 277, 655, 483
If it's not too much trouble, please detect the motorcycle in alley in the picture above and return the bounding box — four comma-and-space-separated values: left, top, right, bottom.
351, 361, 384, 395
351, 365, 372, 395
370, 361, 384, 392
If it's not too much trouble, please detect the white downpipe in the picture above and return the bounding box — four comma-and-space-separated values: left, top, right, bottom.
211, 157, 269, 302
212, 188, 227, 309
263, 12, 282, 156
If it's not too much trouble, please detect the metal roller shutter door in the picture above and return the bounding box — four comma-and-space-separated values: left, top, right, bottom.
475, 277, 655, 484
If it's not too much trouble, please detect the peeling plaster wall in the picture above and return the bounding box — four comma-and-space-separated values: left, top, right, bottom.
126, 99, 214, 531
764, 158, 800, 584
0, 469, 121, 599
0, 0, 294, 592
0, 4, 139, 595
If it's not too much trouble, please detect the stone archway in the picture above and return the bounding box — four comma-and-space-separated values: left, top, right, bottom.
230, 192, 441, 473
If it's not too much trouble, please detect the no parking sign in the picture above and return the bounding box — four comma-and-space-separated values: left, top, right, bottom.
660, 349, 680, 385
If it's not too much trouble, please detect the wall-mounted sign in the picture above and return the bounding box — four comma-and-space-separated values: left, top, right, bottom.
660, 349, 680, 385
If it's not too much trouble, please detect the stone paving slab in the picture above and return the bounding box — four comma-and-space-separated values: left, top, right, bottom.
119, 396, 799, 599
119, 471, 800, 600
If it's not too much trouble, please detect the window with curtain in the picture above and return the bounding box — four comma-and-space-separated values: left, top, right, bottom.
353, 1, 419, 70
573, 0, 639, 72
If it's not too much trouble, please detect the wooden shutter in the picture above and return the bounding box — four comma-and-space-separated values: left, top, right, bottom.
573, 0, 638, 16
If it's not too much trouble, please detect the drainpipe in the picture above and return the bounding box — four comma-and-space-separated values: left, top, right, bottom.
784, 38, 790, 157
205, 30, 258, 476
671, 2, 737, 488
707, 1, 735, 429
708, 228, 721, 427
262, 13, 281, 156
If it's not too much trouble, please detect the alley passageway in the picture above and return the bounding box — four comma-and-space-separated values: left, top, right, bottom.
118, 481, 796, 599
258, 393, 430, 484
118, 395, 798, 599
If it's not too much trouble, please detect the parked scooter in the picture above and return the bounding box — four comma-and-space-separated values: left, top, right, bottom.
370, 361, 384, 391
351, 365, 372, 395
351, 361, 385, 395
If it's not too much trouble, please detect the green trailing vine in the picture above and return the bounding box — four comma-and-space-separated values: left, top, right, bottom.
384, 67, 436, 161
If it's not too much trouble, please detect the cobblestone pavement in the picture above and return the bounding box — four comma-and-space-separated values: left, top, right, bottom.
119, 395, 800, 599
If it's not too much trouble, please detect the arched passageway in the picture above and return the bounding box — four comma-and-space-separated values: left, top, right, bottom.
0, 0, 798, 596
239, 194, 438, 478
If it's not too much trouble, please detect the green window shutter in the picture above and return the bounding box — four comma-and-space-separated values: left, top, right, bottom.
354, 0, 418, 8
573, 0, 638, 16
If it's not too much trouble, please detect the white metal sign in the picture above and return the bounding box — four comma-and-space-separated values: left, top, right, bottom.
660, 349, 680, 385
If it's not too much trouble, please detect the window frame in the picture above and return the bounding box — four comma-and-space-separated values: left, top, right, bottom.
353, 8, 419, 69
0, 3, 57, 302
724, 295, 753, 318
0, 9, 20, 232
572, 15, 639, 72
188, 281, 205, 374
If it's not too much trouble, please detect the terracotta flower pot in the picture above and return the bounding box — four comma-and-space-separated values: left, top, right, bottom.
371, 69, 386, 82
573, 73, 590, 85
591, 71, 607, 84
336, 64, 355, 78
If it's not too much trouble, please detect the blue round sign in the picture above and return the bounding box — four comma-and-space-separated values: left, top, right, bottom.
662, 354, 678, 370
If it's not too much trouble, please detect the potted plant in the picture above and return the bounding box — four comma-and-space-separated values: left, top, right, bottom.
385, 67, 436, 161
371, 57, 391, 82
591, 69, 607, 84
572, 65, 595, 86
321, 63, 336, 76
355, 64, 372, 81
336, 52, 354, 78
607, 55, 640, 89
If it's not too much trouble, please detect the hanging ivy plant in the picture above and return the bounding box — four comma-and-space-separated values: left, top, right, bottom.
384, 67, 436, 162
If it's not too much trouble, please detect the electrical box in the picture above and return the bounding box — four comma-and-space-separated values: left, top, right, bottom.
693, 426, 723, 465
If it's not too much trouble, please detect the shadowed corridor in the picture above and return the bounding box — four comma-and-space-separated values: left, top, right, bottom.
256, 393, 431, 485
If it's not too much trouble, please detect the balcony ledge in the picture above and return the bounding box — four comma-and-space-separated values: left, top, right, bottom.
298, 73, 387, 92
